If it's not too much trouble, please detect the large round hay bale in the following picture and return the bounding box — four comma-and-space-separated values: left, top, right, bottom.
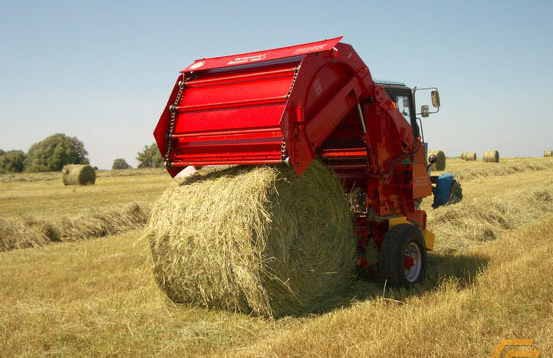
427, 150, 446, 171
462, 152, 477, 161
144, 161, 356, 318
62, 164, 96, 185
482, 150, 500, 163
544, 150, 553, 157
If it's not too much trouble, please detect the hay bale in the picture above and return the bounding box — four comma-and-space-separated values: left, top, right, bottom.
427, 150, 446, 171
462, 152, 477, 161
62, 164, 96, 185
144, 160, 356, 318
483, 150, 500, 163
545, 150, 553, 157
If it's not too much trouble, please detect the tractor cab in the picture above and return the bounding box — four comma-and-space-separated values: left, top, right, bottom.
378, 81, 462, 208
377, 81, 419, 135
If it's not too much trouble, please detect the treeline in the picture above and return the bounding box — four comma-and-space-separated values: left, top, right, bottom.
0, 134, 165, 173
0, 133, 89, 174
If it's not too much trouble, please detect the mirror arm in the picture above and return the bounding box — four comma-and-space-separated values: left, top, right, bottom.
413, 86, 440, 116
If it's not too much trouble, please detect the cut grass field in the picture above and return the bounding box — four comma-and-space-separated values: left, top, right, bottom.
0, 168, 171, 218
1, 158, 552, 357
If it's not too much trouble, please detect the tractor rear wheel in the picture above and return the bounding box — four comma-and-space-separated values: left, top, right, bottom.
380, 224, 427, 287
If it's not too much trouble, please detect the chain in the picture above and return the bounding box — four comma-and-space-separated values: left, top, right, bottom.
164, 75, 186, 167
281, 141, 288, 163
286, 64, 301, 99
281, 64, 301, 164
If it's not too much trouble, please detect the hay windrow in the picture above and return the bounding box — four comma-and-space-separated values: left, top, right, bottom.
428, 182, 553, 253
62, 164, 96, 185
0, 203, 150, 251
144, 160, 356, 318
482, 150, 499, 163
447, 158, 553, 182
428, 150, 446, 171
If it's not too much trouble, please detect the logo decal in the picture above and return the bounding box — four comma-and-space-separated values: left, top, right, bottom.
490, 339, 540, 358
190, 61, 205, 70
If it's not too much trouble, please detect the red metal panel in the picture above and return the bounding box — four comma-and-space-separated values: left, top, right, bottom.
183, 37, 342, 72
155, 38, 377, 177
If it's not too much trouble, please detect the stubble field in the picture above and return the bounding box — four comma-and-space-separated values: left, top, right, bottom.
1, 158, 552, 357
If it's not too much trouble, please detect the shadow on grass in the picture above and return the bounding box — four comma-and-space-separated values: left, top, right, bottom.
307, 252, 489, 316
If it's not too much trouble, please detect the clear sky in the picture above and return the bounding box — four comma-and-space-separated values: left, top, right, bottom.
1, 0, 552, 169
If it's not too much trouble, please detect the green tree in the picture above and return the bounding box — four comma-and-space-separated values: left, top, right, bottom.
112, 158, 131, 170
0, 150, 26, 173
0, 149, 6, 157
136, 143, 163, 168
25, 133, 89, 172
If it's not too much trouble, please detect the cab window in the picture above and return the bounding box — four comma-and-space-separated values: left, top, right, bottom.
395, 95, 411, 123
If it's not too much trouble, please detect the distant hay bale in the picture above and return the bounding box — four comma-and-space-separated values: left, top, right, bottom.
461, 152, 477, 161
427, 150, 446, 170
62, 165, 96, 185
144, 160, 356, 318
483, 150, 500, 163
545, 150, 553, 157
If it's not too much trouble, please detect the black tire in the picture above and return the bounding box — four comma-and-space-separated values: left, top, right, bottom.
380, 224, 427, 287
447, 179, 463, 205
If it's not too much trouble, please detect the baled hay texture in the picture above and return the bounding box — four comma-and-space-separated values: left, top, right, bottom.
62, 164, 96, 185
462, 152, 477, 161
428, 150, 446, 171
483, 150, 500, 163
545, 150, 553, 157
144, 160, 356, 318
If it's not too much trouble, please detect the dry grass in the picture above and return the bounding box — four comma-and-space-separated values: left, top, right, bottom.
145, 162, 356, 318
431, 157, 553, 182
0, 202, 150, 251
0, 169, 171, 218
224, 217, 553, 358
0, 168, 170, 251
428, 182, 553, 253
0, 167, 167, 183
1, 158, 552, 357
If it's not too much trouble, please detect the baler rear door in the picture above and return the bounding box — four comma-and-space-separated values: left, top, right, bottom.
154, 38, 343, 177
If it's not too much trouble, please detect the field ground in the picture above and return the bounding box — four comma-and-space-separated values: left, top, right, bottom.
1, 158, 552, 357
0, 168, 171, 218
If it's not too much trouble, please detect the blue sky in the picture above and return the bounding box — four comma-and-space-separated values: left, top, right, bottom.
1, 0, 552, 169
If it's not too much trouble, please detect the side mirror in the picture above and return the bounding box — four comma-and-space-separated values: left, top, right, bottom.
431, 90, 441, 108
421, 105, 430, 118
